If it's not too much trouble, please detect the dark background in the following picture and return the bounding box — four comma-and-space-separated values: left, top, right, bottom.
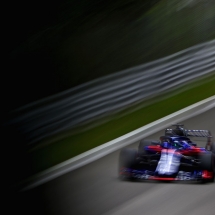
4, 0, 161, 112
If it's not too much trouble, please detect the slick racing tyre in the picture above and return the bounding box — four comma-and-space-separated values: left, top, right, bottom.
212, 142, 215, 154
212, 142, 215, 167
119, 148, 137, 168
199, 152, 214, 183
138, 139, 153, 155
118, 148, 137, 180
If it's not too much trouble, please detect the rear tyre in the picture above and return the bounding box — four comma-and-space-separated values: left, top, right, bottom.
205, 141, 215, 152
199, 152, 214, 183
212, 142, 215, 168
212, 142, 215, 154
138, 139, 152, 155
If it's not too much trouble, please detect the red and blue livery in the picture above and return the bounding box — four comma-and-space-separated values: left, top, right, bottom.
119, 124, 215, 183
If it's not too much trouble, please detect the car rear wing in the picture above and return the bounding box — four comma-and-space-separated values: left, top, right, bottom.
185, 129, 212, 138
186, 130, 213, 150
165, 128, 212, 138
165, 123, 214, 150
165, 128, 213, 150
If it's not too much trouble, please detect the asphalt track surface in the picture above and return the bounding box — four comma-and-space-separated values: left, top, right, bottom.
7, 107, 215, 215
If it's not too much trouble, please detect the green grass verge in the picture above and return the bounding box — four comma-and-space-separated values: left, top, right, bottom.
28, 74, 215, 176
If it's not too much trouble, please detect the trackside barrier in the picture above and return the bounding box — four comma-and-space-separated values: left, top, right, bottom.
19, 95, 215, 191
7, 40, 215, 145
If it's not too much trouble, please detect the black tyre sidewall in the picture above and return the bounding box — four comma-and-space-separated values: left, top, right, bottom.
199, 152, 214, 183
119, 148, 137, 169
138, 139, 153, 154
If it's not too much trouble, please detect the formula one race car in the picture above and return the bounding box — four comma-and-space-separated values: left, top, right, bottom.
119, 124, 215, 183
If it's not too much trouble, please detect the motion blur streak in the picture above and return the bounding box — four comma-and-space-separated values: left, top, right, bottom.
11, 107, 215, 215
7, 40, 215, 146
19, 96, 215, 191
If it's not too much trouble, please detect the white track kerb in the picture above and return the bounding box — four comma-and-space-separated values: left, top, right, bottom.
19, 96, 215, 191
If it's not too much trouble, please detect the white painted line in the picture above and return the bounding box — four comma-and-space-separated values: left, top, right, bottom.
18, 96, 215, 191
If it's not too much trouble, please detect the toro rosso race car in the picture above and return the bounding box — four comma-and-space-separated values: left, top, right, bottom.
119, 124, 215, 183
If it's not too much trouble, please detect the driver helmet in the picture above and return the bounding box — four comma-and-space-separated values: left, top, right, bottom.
180, 140, 191, 149
162, 141, 172, 149
173, 140, 191, 149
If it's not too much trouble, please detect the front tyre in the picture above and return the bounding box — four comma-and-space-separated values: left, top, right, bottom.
118, 148, 137, 180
